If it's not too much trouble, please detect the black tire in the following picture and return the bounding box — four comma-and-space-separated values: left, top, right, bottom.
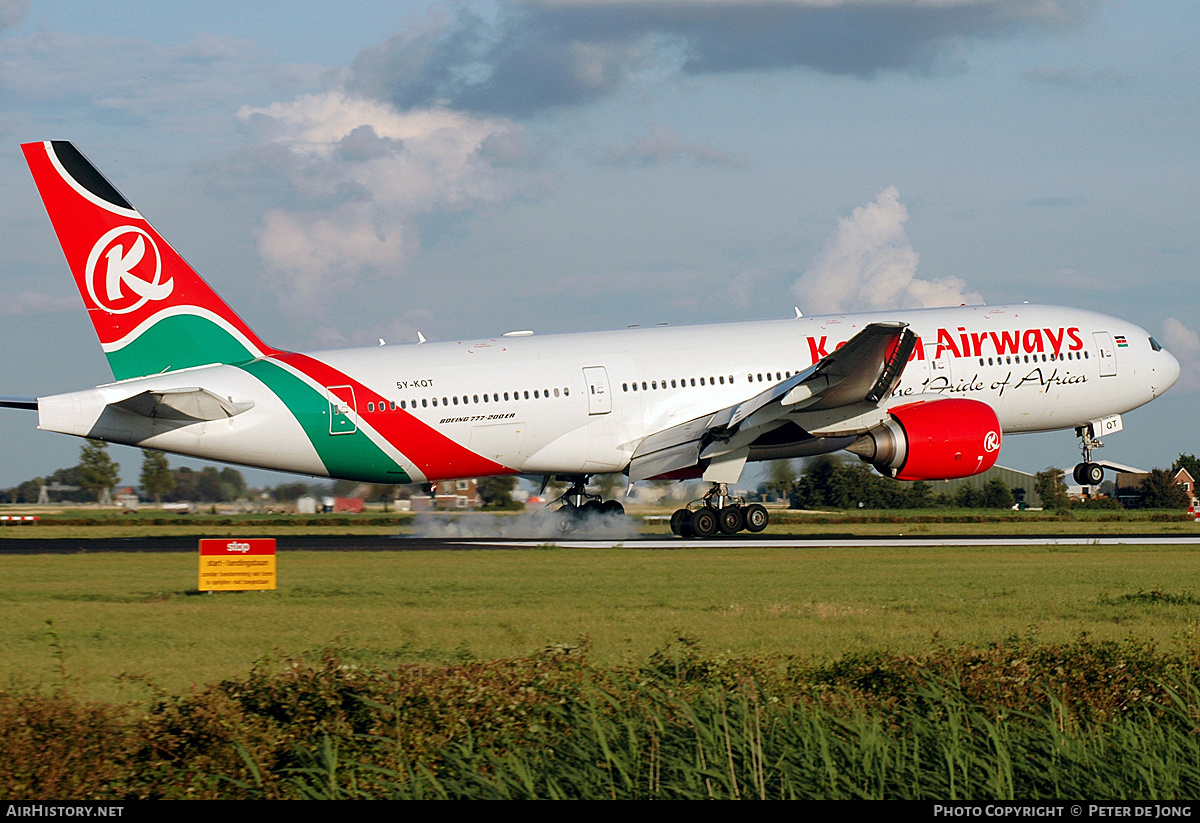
670, 508, 690, 536
554, 509, 575, 535
1086, 463, 1105, 485
744, 504, 769, 533
691, 506, 718, 538
602, 500, 625, 516
718, 505, 743, 535
1072, 463, 1089, 486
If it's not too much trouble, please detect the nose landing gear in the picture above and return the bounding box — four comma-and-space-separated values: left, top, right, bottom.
1072, 424, 1106, 486
670, 483, 769, 538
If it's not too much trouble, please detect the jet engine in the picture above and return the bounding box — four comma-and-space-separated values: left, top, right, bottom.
846, 398, 1001, 481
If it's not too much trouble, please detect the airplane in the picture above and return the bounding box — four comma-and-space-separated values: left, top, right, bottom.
0, 141, 1182, 536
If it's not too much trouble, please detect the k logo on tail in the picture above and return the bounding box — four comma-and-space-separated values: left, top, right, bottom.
86, 227, 171, 313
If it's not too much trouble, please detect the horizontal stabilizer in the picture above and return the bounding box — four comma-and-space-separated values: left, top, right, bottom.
110, 387, 253, 422
0, 396, 37, 410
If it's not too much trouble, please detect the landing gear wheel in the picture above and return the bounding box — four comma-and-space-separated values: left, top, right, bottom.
1086, 463, 1105, 485
1072, 463, 1089, 486
602, 500, 625, 516
718, 506, 743, 535
744, 504, 769, 533
554, 509, 576, 535
680, 517, 696, 538
691, 506, 718, 538
670, 508, 690, 536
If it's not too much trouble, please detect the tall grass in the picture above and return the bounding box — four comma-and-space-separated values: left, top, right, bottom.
5, 637, 1200, 799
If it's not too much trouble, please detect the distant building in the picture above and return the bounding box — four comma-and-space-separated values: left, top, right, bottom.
410, 479, 481, 511
924, 465, 1042, 507
115, 487, 138, 511
1177, 468, 1199, 508
1116, 468, 1196, 508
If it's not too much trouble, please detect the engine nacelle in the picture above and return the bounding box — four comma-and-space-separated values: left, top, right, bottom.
846, 398, 1001, 481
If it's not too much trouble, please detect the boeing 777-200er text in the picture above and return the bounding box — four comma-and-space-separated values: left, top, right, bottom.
0, 142, 1182, 536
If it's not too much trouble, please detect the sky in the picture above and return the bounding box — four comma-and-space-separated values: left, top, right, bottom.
0, 0, 1196, 491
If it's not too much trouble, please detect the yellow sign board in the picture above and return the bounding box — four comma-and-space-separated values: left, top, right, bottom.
198, 538, 277, 591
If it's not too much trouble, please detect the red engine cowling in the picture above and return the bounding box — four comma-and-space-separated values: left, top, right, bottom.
846, 398, 1001, 480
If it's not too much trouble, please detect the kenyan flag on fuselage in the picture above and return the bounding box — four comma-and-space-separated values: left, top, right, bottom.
22, 141, 274, 381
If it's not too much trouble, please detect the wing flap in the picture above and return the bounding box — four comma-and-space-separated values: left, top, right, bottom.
628, 322, 916, 481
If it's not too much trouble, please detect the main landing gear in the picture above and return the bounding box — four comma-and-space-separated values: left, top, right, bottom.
669, 484, 769, 538
1072, 424, 1106, 486
546, 475, 625, 534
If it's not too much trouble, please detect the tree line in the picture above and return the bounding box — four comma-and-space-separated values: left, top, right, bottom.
1, 444, 251, 504
762, 454, 1197, 511
3, 444, 1197, 510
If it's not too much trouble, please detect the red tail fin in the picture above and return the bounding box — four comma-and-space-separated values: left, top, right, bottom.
22, 141, 274, 381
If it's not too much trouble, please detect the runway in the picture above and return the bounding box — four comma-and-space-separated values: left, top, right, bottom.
2, 533, 1200, 553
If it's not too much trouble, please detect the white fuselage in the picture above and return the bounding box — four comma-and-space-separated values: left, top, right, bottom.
37, 304, 1179, 484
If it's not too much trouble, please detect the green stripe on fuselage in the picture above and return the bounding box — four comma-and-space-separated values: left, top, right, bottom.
238, 358, 413, 484
105, 314, 257, 381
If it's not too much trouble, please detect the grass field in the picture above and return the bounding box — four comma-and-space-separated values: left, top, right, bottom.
5, 540, 1200, 704
7, 518, 1200, 798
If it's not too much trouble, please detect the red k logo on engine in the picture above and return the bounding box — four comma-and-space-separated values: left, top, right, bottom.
85, 226, 172, 314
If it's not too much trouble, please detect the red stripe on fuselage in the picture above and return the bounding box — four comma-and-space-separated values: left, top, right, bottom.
272, 351, 515, 481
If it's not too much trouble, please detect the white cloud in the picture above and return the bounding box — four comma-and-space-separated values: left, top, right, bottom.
726, 268, 765, 308
235, 90, 524, 315
600, 123, 734, 167
1162, 317, 1200, 392
790, 186, 982, 313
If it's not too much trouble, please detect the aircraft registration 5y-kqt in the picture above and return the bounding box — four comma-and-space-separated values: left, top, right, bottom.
0, 141, 1182, 536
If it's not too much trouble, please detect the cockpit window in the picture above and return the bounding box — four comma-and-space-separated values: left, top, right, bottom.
1149, 337, 1163, 352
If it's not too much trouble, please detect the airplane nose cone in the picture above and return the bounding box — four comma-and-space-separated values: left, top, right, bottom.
1163, 348, 1182, 391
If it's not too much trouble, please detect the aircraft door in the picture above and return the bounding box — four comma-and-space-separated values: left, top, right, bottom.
326, 385, 358, 434
582, 366, 612, 415
1093, 332, 1117, 377
924, 342, 953, 392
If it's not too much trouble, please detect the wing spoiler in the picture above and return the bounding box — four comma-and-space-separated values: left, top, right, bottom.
628, 322, 916, 482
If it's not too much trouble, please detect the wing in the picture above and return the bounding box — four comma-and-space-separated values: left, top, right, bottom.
627, 322, 916, 482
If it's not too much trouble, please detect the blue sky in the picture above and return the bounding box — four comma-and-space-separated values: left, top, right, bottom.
0, 0, 1196, 489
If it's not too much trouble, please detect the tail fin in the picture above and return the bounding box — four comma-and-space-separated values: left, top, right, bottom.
22, 141, 275, 381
